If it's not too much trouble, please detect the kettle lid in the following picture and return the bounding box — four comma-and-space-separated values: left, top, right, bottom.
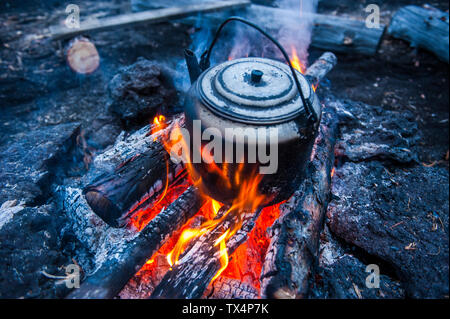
198, 57, 316, 125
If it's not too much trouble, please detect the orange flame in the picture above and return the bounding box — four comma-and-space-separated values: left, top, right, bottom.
159, 120, 267, 283
151, 115, 166, 141
290, 46, 319, 92
290, 46, 306, 74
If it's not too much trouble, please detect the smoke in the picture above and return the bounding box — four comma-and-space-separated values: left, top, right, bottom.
172, 0, 318, 93
274, 0, 318, 66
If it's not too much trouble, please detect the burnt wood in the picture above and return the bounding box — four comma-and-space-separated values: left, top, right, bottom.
388, 5, 449, 63
83, 116, 184, 228
260, 107, 340, 299
150, 206, 262, 299
67, 186, 205, 299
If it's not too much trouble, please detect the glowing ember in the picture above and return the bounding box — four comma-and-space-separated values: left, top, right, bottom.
218, 202, 282, 291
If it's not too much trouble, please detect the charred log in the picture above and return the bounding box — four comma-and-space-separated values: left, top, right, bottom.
260, 107, 340, 299
150, 206, 262, 299
83, 115, 185, 228
67, 186, 205, 299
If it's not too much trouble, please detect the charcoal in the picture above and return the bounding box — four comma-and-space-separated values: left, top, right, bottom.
108, 58, 176, 128
327, 161, 449, 298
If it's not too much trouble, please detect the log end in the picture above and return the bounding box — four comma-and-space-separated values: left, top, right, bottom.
66, 37, 100, 74
84, 190, 123, 228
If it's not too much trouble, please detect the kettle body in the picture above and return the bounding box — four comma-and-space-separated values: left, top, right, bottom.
182, 18, 321, 206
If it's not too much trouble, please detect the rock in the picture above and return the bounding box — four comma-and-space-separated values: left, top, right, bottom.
327, 161, 449, 298
108, 58, 176, 127
0, 122, 80, 205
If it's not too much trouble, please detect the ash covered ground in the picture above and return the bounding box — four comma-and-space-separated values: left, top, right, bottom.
0, 0, 448, 298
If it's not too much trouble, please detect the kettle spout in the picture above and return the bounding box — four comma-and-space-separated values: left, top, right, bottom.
184, 49, 202, 83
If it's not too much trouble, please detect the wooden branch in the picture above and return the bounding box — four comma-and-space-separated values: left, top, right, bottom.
50, 0, 251, 40
83, 115, 185, 228
67, 186, 205, 299
388, 5, 449, 63
179, 4, 385, 56
150, 206, 262, 299
260, 107, 339, 299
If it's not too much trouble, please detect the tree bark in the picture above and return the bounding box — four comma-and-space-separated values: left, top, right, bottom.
179, 4, 385, 56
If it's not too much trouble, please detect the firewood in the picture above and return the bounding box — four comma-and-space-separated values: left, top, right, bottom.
66, 37, 100, 74
83, 115, 185, 228
260, 107, 340, 299
150, 206, 262, 299
67, 186, 205, 299
388, 5, 449, 63
304, 52, 337, 89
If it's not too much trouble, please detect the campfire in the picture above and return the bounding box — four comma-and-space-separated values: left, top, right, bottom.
1, 0, 448, 301
66, 36, 338, 298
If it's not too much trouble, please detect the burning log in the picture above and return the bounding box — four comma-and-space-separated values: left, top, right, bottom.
83, 115, 184, 228
304, 52, 337, 91
67, 186, 205, 299
150, 206, 262, 299
388, 5, 449, 63
66, 37, 100, 74
260, 107, 340, 299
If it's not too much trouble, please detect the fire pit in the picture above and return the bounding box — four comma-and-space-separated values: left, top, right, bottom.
0, 0, 448, 301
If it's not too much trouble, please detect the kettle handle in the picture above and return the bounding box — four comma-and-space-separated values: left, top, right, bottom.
199, 17, 317, 124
